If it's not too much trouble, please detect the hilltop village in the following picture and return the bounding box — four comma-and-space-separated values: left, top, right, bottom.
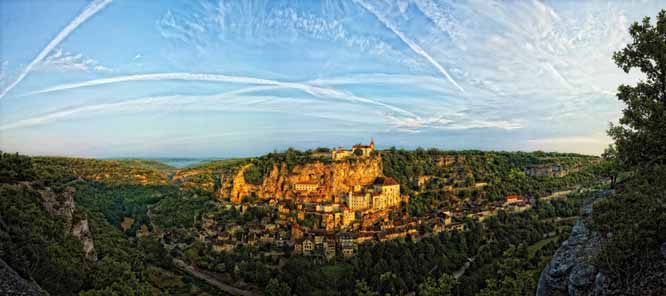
185, 141, 538, 261
2, 148, 603, 295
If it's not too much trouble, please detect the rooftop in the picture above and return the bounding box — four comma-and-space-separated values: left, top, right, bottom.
374, 176, 398, 186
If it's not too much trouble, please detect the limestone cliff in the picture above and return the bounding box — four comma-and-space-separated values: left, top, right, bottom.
221, 156, 383, 203
228, 164, 260, 203
39, 186, 96, 261
537, 192, 606, 296
537, 191, 666, 296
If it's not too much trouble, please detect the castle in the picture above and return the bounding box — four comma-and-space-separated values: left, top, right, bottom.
331, 139, 375, 161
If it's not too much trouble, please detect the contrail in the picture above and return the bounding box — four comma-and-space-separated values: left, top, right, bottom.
21, 72, 416, 116
0, 0, 113, 100
0, 87, 395, 131
352, 0, 465, 93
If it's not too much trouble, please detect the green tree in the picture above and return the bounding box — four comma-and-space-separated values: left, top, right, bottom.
417, 273, 456, 296
598, 145, 620, 188
354, 148, 364, 157
609, 9, 666, 167
244, 165, 263, 184
355, 280, 379, 296
266, 278, 292, 296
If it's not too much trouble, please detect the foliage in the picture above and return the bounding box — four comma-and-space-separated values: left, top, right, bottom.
584, 10, 666, 295
591, 164, 666, 293
0, 182, 88, 295
418, 273, 456, 296
265, 278, 292, 296
0, 151, 36, 183
0, 153, 221, 295
73, 182, 175, 234
244, 165, 264, 185
31, 156, 169, 186
382, 148, 599, 198
609, 9, 666, 167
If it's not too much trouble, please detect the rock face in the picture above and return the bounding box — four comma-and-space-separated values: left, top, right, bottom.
537, 193, 607, 296
536, 218, 604, 296
0, 258, 48, 296
221, 157, 383, 203
39, 186, 96, 261
228, 164, 260, 203
538, 190, 666, 296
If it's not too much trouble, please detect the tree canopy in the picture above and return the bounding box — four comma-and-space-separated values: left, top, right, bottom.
609, 9, 666, 167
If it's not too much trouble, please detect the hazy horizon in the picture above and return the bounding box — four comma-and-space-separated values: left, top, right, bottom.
11, 144, 599, 162
2, 0, 663, 157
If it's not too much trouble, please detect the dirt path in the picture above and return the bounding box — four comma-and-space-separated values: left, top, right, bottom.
173, 259, 259, 296
541, 190, 573, 201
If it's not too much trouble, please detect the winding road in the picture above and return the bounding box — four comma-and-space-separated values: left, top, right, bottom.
173, 259, 259, 296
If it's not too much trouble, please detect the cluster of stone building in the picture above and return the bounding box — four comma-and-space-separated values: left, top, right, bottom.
463, 194, 532, 221
190, 143, 541, 262
289, 175, 408, 232
524, 164, 565, 177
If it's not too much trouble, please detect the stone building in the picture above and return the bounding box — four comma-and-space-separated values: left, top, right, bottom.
372, 177, 400, 210
345, 176, 401, 211
332, 139, 375, 161
347, 191, 371, 211
302, 239, 314, 255
294, 182, 319, 191
524, 164, 565, 177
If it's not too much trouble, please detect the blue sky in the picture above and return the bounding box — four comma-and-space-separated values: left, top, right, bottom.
0, 0, 663, 158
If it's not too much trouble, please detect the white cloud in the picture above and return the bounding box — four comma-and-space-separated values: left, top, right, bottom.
36, 48, 112, 73
20, 72, 415, 117
352, 0, 465, 92
0, 0, 112, 99
155, 1, 423, 69
0, 89, 391, 131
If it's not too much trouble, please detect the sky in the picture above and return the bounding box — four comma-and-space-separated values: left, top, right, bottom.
0, 0, 663, 158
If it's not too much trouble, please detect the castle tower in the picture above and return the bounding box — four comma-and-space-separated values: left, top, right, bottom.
369, 138, 375, 150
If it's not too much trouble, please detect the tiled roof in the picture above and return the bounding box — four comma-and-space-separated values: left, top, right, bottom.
374, 176, 398, 186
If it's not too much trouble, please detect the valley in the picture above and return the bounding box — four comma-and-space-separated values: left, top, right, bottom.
0, 144, 606, 295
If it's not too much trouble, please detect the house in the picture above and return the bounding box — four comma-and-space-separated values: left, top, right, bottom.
342, 208, 356, 226
347, 191, 371, 211
372, 177, 401, 210
342, 247, 355, 258
294, 182, 319, 191
302, 239, 314, 255
505, 195, 523, 205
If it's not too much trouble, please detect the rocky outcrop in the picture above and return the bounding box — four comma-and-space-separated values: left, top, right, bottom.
71, 219, 95, 260
221, 156, 383, 203
536, 219, 604, 296
229, 164, 260, 203
537, 192, 607, 296
0, 258, 48, 296
39, 186, 96, 261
